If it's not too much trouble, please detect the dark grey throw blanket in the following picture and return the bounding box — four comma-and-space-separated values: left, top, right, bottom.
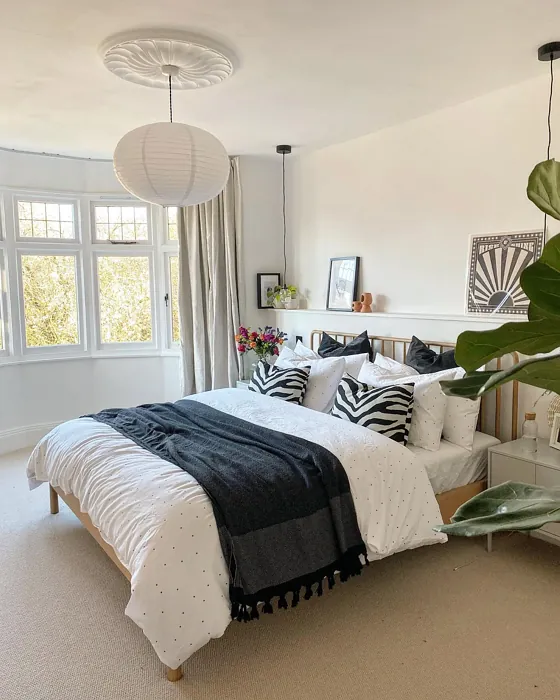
89, 399, 367, 620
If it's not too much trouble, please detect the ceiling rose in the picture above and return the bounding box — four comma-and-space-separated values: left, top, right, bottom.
100, 30, 234, 90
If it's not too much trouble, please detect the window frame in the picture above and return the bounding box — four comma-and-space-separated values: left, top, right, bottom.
164, 252, 180, 348
14, 195, 80, 243
0, 247, 9, 359
165, 206, 179, 243
0, 188, 180, 364
90, 200, 152, 245
91, 248, 158, 353
16, 247, 86, 358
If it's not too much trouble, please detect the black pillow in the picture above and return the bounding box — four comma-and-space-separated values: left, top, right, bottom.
405, 336, 457, 374
318, 331, 373, 360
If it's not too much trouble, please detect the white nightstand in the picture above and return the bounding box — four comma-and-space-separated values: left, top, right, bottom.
487, 438, 560, 551
236, 380, 250, 390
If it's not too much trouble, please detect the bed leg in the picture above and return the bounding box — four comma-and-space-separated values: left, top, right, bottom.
166, 666, 183, 682
49, 485, 59, 515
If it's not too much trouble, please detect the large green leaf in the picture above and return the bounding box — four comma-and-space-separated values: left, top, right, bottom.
454, 320, 560, 372
435, 481, 560, 537
527, 160, 560, 220
520, 232, 560, 319
440, 353, 560, 399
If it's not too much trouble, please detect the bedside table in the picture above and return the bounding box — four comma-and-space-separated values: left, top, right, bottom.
487, 438, 560, 551
236, 380, 250, 390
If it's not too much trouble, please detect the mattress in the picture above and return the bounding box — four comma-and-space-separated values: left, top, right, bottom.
407, 431, 500, 494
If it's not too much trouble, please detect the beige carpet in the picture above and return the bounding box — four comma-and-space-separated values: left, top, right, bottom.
2, 450, 560, 700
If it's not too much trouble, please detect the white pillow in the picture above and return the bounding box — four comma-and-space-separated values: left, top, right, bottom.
276, 349, 346, 413
344, 352, 370, 378
374, 353, 419, 376
292, 340, 321, 360
359, 364, 457, 451
291, 341, 368, 379
442, 368, 481, 450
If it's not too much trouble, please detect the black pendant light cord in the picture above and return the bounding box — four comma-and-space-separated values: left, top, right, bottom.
547, 56, 554, 159
544, 57, 554, 236
282, 152, 287, 287
169, 75, 173, 123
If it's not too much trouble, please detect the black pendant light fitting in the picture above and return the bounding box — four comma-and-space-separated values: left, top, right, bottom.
276, 145, 292, 288
537, 43, 560, 236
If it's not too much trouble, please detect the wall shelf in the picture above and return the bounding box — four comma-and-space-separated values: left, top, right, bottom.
272, 308, 522, 325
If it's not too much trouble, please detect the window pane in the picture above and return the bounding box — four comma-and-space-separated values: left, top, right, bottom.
18, 200, 75, 239
21, 255, 79, 347
167, 207, 178, 240
93, 205, 149, 241
169, 256, 180, 343
97, 256, 152, 343
31, 202, 46, 219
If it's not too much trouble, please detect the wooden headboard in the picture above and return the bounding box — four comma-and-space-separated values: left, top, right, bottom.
310, 330, 520, 442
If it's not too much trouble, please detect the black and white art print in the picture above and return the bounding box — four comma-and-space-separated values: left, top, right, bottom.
466, 231, 544, 315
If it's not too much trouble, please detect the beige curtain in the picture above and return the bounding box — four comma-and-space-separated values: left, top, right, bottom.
178, 158, 241, 395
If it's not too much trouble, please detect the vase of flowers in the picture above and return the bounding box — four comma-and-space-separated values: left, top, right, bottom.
235, 325, 287, 378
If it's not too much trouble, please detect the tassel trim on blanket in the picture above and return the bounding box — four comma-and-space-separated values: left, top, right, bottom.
229, 544, 367, 622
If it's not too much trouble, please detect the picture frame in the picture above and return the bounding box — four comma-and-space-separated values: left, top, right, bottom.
465, 230, 544, 316
326, 256, 360, 312
550, 413, 560, 452
257, 273, 281, 309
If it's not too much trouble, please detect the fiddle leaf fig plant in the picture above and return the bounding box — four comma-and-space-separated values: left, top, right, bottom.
436, 482, 560, 537
440, 160, 560, 402
436, 159, 560, 537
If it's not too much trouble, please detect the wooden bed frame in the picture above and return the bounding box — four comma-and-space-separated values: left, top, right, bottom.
47, 331, 519, 682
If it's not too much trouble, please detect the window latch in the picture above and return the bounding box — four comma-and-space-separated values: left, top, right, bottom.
164, 293, 169, 307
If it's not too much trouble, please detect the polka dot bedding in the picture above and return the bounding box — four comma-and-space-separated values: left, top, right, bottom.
27, 388, 446, 670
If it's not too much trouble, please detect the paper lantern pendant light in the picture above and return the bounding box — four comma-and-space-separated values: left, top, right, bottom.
113, 122, 230, 207
102, 31, 234, 207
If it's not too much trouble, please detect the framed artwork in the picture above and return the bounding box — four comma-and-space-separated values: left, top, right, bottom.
257, 272, 281, 309
326, 256, 360, 311
550, 413, 560, 452
466, 230, 544, 315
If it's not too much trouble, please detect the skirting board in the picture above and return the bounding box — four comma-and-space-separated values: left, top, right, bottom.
0, 422, 59, 456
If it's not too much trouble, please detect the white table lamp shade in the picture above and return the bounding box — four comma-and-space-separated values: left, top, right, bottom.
113, 122, 230, 207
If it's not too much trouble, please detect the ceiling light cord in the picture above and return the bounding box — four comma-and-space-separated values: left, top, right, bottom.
169, 75, 173, 123
282, 152, 287, 287
544, 56, 554, 237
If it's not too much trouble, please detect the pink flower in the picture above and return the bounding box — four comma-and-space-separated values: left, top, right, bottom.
237, 344, 245, 353
273, 346, 279, 355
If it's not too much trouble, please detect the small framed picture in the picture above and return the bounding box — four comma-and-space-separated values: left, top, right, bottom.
550, 413, 560, 451
326, 256, 360, 311
257, 273, 281, 309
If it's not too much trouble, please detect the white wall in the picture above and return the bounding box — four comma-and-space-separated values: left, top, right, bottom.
237, 155, 284, 328
282, 75, 557, 437
0, 150, 283, 452
288, 74, 556, 313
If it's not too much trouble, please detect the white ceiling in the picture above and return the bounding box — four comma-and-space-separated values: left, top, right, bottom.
2, 0, 560, 159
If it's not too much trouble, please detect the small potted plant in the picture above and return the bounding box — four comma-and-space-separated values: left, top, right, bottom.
269, 285, 299, 309
235, 325, 287, 377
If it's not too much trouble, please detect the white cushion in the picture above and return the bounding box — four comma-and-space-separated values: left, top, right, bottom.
442, 368, 481, 450
359, 364, 457, 451
289, 342, 368, 381
374, 353, 419, 376
276, 347, 346, 413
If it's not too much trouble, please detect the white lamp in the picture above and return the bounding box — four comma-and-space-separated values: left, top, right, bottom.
113, 121, 230, 207
102, 34, 234, 207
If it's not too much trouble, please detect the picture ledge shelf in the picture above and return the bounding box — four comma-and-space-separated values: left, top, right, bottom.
272, 308, 523, 325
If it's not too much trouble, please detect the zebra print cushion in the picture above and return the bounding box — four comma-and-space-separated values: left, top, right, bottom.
248, 361, 311, 404
331, 374, 414, 445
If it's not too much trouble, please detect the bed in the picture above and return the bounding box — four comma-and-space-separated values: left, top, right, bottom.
27, 331, 519, 682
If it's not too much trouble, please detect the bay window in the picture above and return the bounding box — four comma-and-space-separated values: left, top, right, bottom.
0, 191, 180, 363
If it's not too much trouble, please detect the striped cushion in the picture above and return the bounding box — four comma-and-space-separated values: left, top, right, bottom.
248, 361, 311, 404
331, 374, 414, 445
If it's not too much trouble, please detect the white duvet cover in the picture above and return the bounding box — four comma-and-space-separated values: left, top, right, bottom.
27, 389, 446, 669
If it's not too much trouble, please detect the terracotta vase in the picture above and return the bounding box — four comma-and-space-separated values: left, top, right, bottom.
360, 292, 373, 313
352, 300, 363, 312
